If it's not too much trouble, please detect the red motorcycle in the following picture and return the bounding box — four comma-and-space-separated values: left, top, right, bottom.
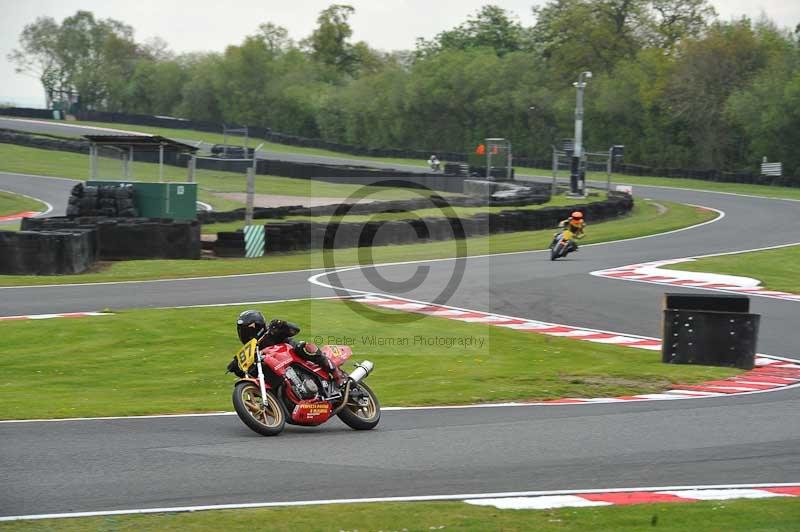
231, 338, 380, 436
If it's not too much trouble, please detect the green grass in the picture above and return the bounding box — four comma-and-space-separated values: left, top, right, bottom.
0, 144, 448, 212
8, 116, 800, 200
3, 497, 798, 531
668, 245, 800, 294
202, 193, 599, 233
0, 190, 45, 217
526, 169, 800, 201
0, 200, 715, 286
0, 299, 736, 419
5, 117, 429, 168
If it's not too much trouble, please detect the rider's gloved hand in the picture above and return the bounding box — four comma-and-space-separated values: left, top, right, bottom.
226, 358, 245, 378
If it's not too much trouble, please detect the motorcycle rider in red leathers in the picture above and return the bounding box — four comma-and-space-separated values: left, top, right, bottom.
227, 310, 346, 385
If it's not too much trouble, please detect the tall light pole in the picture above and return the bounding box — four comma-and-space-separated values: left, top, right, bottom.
570, 71, 592, 195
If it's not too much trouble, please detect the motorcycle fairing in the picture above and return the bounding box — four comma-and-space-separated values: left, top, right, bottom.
291, 400, 333, 425
259, 343, 295, 376
322, 345, 352, 367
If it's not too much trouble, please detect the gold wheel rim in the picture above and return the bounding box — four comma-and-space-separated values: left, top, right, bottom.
348, 386, 377, 420
241, 384, 282, 428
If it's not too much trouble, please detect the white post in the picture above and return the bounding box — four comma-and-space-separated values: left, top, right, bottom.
159, 143, 164, 183
129, 147, 134, 180
90, 144, 98, 179
245, 167, 255, 226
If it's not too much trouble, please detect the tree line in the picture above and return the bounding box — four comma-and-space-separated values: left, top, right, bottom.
9, 2, 800, 174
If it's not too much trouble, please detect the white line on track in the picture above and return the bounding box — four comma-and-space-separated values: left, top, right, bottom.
1, 482, 798, 522
0, 188, 53, 217
0, 116, 148, 136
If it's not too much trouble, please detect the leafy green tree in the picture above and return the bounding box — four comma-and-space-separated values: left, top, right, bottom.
7, 16, 66, 108
306, 4, 356, 72
416, 5, 527, 58
665, 19, 783, 168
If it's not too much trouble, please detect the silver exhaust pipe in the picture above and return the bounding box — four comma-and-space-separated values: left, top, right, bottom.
348, 360, 374, 384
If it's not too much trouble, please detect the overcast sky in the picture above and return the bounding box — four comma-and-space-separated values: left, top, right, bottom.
2, 0, 798, 107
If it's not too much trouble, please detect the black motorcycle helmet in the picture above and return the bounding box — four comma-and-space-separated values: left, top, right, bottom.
237, 310, 267, 344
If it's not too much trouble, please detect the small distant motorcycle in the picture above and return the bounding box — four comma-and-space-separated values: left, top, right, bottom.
231, 338, 380, 436
550, 229, 576, 260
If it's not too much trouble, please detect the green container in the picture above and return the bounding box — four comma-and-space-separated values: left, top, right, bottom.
87, 181, 197, 220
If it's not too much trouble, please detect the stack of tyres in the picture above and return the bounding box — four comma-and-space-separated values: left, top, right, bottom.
215, 232, 246, 257
66, 183, 138, 218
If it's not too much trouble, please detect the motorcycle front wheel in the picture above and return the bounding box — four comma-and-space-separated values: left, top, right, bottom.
338, 382, 381, 430
551, 242, 564, 261
233, 381, 286, 436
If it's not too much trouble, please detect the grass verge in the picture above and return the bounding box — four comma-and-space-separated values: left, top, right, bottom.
0, 190, 45, 217
0, 299, 736, 419
201, 193, 599, 233
521, 169, 800, 201
2, 497, 798, 531
0, 144, 447, 212
6, 116, 799, 201
668, 245, 800, 294
2, 117, 429, 169
0, 200, 716, 287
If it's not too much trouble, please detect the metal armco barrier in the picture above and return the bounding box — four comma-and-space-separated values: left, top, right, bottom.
662, 294, 759, 370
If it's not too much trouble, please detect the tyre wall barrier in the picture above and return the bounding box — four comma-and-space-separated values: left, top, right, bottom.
662, 294, 757, 370
216, 192, 633, 256
198, 182, 553, 225
0, 229, 97, 275
21, 217, 201, 260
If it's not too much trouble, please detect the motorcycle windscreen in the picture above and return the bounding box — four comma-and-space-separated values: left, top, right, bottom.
321, 345, 352, 367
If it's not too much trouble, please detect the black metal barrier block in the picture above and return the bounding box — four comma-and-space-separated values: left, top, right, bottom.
662, 309, 758, 369
664, 293, 750, 313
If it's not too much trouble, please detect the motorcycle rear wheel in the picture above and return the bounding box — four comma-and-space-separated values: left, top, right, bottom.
233, 382, 285, 436
338, 382, 381, 430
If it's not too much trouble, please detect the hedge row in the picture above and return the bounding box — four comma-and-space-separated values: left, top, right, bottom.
21, 217, 201, 260
214, 192, 633, 256
0, 229, 97, 275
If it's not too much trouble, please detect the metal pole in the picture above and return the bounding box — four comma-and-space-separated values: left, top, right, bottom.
129, 147, 134, 180
552, 146, 558, 195
571, 71, 591, 195
89, 144, 93, 179
159, 143, 164, 183
245, 167, 255, 227
507, 141, 512, 181
486, 144, 492, 180
187, 154, 195, 183
607, 147, 613, 192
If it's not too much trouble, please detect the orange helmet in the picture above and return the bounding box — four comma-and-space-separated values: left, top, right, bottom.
570, 211, 584, 220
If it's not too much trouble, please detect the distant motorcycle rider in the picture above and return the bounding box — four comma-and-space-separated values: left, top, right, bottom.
227, 310, 345, 384
554, 211, 586, 251
428, 154, 441, 172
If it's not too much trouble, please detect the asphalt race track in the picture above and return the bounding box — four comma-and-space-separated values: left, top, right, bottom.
0, 118, 798, 518
0, 116, 428, 172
